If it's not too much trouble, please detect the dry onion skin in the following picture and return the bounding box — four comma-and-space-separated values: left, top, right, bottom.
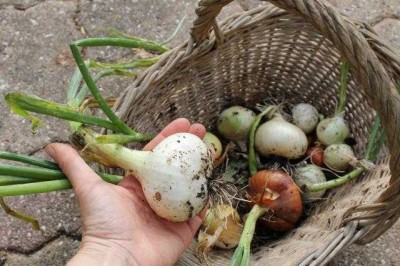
198, 204, 243, 253
248, 169, 303, 231
230, 170, 303, 266
307, 143, 324, 167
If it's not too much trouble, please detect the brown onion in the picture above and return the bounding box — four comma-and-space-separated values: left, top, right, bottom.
230, 170, 303, 265
307, 143, 324, 167
248, 169, 303, 231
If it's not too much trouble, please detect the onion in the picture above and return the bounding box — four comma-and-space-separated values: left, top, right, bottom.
217, 106, 256, 141
255, 112, 308, 159
230, 169, 302, 265
306, 143, 324, 166
248, 169, 303, 231
198, 204, 243, 252
203, 132, 223, 159
317, 113, 350, 145
292, 103, 319, 134
79, 131, 213, 222
323, 143, 355, 171
294, 165, 326, 201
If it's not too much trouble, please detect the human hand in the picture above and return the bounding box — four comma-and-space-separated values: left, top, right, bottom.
45, 118, 207, 266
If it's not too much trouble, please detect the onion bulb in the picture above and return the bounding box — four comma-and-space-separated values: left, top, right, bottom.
198, 204, 243, 252
203, 132, 223, 159
79, 131, 213, 222
292, 103, 319, 134
307, 143, 324, 166
294, 165, 326, 201
323, 143, 356, 171
217, 106, 256, 141
230, 169, 303, 265
248, 169, 303, 231
255, 112, 308, 159
317, 113, 350, 145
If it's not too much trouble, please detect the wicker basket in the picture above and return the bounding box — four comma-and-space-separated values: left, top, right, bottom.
111, 0, 400, 265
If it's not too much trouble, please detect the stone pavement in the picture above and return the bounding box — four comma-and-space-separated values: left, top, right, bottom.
0, 0, 399, 265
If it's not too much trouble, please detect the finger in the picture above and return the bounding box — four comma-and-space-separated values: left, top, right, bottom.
189, 123, 206, 139
144, 118, 191, 151
186, 203, 209, 236
45, 143, 101, 194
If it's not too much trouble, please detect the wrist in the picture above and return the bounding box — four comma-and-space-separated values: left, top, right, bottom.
68, 238, 138, 266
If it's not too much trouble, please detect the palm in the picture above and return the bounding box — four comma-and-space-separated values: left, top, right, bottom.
47, 118, 207, 266
79, 179, 200, 266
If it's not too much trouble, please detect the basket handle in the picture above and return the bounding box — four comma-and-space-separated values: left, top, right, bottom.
191, 0, 400, 182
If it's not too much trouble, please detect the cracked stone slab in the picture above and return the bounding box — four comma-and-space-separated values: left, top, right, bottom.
328, 0, 390, 24
374, 18, 400, 53
387, 0, 400, 18
3, 235, 80, 265
0, 1, 83, 253
0, 1, 81, 153
332, 220, 400, 265
0, 190, 81, 253
0, 0, 45, 11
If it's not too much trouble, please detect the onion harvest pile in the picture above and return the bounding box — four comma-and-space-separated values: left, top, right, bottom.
196, 62, 387, 265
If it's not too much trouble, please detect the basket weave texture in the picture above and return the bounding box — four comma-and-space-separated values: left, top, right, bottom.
111, 0, 400, 265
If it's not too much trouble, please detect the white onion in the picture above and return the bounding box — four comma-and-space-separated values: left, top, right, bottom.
294, 165, 326, 201
255, 113, 308, 159
323, 143, 355, 171
292, 103, 319, 134
317, 113, 350, 145
84, 132, 213, 222
217, 106, 256, 141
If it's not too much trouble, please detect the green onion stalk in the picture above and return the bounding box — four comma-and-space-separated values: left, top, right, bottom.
0, 26, 186, 227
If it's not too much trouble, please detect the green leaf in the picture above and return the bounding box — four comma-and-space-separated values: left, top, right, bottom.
4, 92, 121, 132
5, 93, 43, 133
0, 197, 40, 230
95, 134, 151, 144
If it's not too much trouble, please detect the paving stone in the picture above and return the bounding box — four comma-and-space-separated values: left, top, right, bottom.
0, 190, 81, 253
3, 235, 80, 266
0, 0, 44, 10
0, 1, 81, 153
386, 0, 400, 18
0, 1, 82, 253
328, 0, 389, 24
332, 220, 400, 265
373, 18, 400, 53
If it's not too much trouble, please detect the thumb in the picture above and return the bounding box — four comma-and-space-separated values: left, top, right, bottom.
45, 143, 102, 195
